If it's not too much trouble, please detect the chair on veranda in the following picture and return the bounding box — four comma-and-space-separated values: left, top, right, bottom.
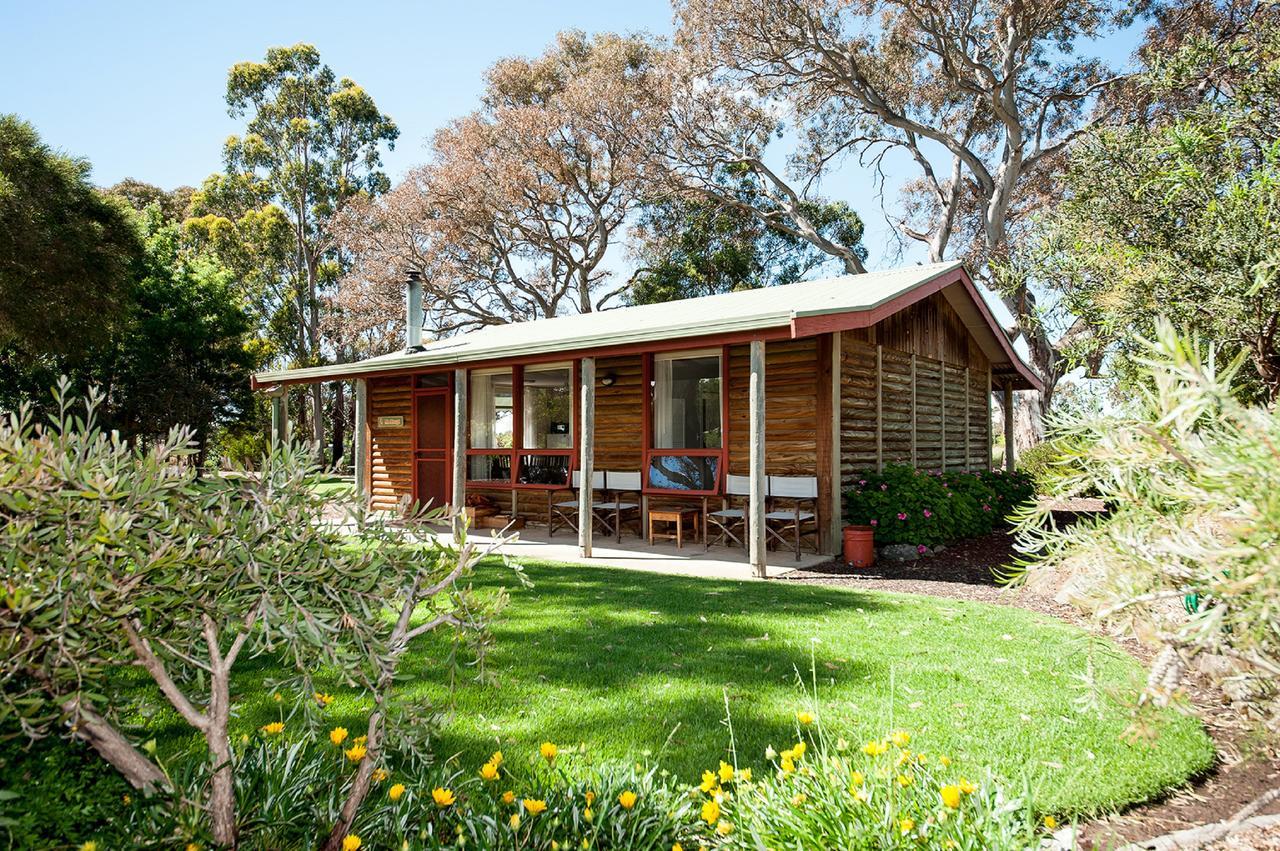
764, 475, 820, 561
547, 470, 603, 536
704, 474, 751, 550
592, 471, 643, 543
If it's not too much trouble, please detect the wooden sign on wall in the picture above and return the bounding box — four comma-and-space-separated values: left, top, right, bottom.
376, 415, 406, 428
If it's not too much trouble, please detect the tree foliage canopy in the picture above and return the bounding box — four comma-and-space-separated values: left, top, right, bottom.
0, 115, 141, 356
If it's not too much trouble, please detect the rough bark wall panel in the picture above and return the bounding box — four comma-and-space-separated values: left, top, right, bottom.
871, 291, 985, 367
943, 363, 969, 471
728, 339, 820, 476
594, 354, 644, 471
968, 369, 991, 470
879, 349, 915, 464
368, 377, 413, 512
914, 357, 944, 470
838, 340, 878, 486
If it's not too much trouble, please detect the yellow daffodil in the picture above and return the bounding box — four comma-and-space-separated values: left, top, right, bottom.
958, 777, 977, 795
502, 790, 516, 805
329, 727, 349, 746
583, 806, 594, 823
700, 770, 717, 793
716, 819, 734, 836
523, 798, 547, 815
490, 750, 504, 767
261, 722, 284, 735
80, 844, 98, 851
718, 761, 734, 784
509, 814, 521, 830
899, 818, 914, 835
540, 742, 558, 763
186, 844, 200, 851
372, 768, 389, 783
701, 799, 720, 825
353, 735, 367, 746
480, 761, 500, 781
584, 791, 595, 806
891, 730, 911, 747
432, 787, 455, 807
618, 790, 637, 809
389, 783, 406, 802
850, 770, 865, 786
940, 784, 962, 809
780, 755, 796, 774
896, 773, 914, 787
342, 836, 361, 851
672, 845, 683, 851
796, 710, 814, 725
1044, 815, 1058, 830
737, 767, 752, 782
344, 743, 367, 762
793, 741, 806, 758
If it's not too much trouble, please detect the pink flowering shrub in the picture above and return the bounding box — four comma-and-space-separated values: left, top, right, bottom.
844, 465, 1034, 548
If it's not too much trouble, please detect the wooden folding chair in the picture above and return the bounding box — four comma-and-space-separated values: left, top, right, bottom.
705, 474, 751, 550
764, 475, 820, 561
547, 470, 604, 536
593, 471, 642, 542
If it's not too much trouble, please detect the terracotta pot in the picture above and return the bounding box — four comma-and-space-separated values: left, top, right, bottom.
842, 525, 876, 567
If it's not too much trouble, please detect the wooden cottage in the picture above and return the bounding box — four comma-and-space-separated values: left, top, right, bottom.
253, 261, 1040, 575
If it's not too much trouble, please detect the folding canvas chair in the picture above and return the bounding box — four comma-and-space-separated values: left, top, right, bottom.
593, 471, 642, 542
547, 470, 604, 536
764, 475, 820, 561
705, 474, 751, 550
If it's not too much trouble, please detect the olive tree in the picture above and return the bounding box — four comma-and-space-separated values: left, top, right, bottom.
0, 382, 509, 848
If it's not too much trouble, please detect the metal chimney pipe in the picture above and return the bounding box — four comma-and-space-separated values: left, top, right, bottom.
405, 270, 424, 352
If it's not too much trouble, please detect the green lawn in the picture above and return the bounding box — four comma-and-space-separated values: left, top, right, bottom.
133, 559, 1213, 820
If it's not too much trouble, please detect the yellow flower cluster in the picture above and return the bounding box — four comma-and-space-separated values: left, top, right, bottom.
480, 750, 503, 781
260, 721, 284, 736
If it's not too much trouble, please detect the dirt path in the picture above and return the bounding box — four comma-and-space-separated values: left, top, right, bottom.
779, 528, 1280, 849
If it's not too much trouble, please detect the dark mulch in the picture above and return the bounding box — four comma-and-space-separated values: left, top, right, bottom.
779, 518, 1280, 849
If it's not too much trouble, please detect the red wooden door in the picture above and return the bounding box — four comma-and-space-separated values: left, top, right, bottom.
413, 389, 451, 510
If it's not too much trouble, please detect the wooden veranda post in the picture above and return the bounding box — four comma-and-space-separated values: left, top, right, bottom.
269, 388, 287, 448
748, 340, 767, 578
578, 357, 595, 558
451, 369, 468, 536
354, 379, 368, 502
1003, 381, 1016, 472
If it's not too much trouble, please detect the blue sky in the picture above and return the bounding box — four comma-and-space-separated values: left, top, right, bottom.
3, 0, 1144, 272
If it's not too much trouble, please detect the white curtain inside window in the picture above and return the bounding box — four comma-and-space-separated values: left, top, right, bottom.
653, 357, 674, 448
469, 373, 495, 448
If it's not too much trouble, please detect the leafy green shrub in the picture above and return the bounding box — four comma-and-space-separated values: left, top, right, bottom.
844, 465, 955, 546
844, 465, 1036, 548
1014, 324, 1280, 732
1015, 441, 1062, 494
707, 719, 1040, 849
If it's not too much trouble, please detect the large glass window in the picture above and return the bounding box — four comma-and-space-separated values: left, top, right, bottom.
653, 353, 721, 449
469, 370, 513, 449
648, 351, 723, 492
521, 366, 572, 449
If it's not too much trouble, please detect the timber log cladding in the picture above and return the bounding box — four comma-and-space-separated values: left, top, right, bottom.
368, 376, 413, 512
727, 338, 820, 477
839, 291, 994, 489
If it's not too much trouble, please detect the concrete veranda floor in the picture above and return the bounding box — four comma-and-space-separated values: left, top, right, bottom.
462, 524, 828, 580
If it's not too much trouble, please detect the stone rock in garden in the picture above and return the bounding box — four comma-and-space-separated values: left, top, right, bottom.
880, 543, 929, 560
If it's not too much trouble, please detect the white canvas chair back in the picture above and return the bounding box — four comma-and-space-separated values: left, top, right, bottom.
725, 474, 751, 496
768, 475, 818, 499
605, 470, 642, 491
571, 470, 605, 489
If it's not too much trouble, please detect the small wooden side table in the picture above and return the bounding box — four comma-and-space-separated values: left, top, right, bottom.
648, 507, 701, 549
